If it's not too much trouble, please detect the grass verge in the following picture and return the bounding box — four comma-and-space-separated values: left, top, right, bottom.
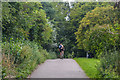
74, 58, 100, 78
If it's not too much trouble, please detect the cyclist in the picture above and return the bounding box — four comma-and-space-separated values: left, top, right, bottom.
59, 43, 64, 59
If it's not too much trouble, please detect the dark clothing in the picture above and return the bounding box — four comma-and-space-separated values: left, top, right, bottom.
59, 49, 64, 52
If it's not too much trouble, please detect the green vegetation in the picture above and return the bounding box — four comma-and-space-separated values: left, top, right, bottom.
2, 1, 120, 79
96, 50, 119, 78
2, 40, 57, 78
75, 6, 119, 58
74, 58, 99, 78
74, 2, 120, 78
2, 2, 57, 79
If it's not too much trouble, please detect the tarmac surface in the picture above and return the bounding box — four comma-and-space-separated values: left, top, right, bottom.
29, 59, 89, 78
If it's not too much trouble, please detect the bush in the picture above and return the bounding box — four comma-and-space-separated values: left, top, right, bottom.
47, 51, 57, 59
67, 52, 74, 58
96, 50, 119, 78
2, 40, 57, 79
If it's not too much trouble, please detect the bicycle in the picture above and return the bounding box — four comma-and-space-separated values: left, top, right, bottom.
60, 50, 64, 59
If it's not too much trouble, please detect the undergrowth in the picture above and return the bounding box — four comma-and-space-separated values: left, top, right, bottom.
2, 40, 57, 79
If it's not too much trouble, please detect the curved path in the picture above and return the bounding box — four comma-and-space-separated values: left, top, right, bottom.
29, 59, 89, 78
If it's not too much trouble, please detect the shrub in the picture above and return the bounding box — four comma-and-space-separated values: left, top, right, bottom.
47, 51, 57, 59
2, 40, 57, 79
96, 50, 119, 78
67, 52, 74, 58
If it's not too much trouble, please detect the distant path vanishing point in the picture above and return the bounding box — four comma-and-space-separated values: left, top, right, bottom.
29, 59, 89, 78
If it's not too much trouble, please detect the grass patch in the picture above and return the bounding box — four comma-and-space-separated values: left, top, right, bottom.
74, 58, 100, 78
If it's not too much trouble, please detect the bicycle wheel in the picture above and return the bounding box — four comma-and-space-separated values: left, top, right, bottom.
61, 51, 64, 59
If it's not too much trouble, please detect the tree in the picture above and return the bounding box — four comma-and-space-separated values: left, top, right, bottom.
2, 2, 53, 51
75, 6, 119, 57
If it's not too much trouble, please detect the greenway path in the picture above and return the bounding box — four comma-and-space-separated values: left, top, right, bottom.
29, 59, 89, 78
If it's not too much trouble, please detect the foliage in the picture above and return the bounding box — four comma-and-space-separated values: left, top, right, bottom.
66, 52, 74, 58
74, 4, 120, 77
75, 6, 119, 57
84, 24, 118, 58
2, 2, 57, 78
2, 2, 53, 49
96, 50, 119, 78
47, 51, 57, 59
2, 1, 120, 79
2, 40, 56, 79
42, 2, 115, 57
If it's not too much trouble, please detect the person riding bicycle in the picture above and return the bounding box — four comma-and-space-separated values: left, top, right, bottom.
59, 43, 64, 59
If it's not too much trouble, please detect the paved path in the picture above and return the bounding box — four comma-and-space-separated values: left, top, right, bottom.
29, 59, 89, 78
